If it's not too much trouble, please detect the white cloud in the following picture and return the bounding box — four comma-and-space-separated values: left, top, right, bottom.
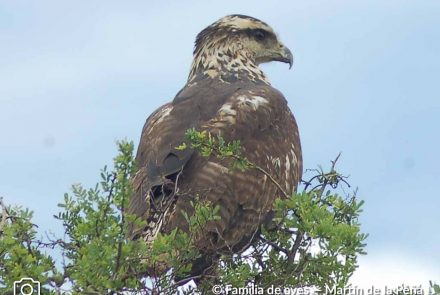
350, 250, 440, 291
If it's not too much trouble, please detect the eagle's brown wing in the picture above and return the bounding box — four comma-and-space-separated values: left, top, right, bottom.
128, 102, 193, 238
127, 80, 243, 239
128, 80, 302, 267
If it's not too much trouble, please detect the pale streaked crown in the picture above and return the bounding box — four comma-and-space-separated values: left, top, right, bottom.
214, 14, 275, 33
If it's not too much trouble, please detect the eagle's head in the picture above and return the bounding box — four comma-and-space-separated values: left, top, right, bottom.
188, 14, 293, 84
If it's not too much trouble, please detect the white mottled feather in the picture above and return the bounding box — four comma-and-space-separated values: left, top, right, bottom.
219, 103, 237, 116
155, 106, 173, 125
237, 95, 269, 110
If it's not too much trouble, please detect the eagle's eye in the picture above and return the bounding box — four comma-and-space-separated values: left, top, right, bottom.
253, 29, 266, 41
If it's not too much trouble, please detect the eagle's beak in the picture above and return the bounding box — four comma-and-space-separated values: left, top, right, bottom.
279, 45, 293, 69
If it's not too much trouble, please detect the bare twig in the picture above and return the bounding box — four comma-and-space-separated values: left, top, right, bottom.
288, 231, 303, 263
251, 164, 290, 199
259, 236, 289, 255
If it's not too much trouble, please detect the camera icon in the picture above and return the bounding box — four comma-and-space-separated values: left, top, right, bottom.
13, 278, 40, 295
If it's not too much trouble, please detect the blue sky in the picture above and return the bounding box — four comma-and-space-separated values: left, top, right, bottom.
1, 0, 439, 287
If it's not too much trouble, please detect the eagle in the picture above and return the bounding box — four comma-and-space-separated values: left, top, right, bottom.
128, 14, 302, 278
